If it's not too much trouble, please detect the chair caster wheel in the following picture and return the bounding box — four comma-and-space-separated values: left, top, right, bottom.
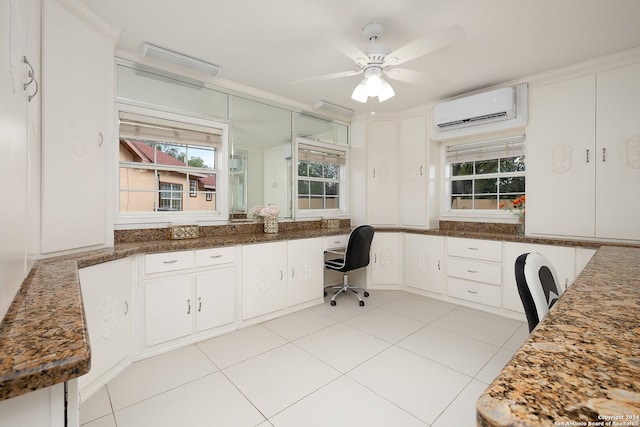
359, 301, 365, 307
324, 291, 327, 297
364, 291, 370, 297
330, 300, 336, 306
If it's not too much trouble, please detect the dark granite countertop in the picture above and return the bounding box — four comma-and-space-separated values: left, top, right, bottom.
1, 220, 637, 403
476, 245, 640, 426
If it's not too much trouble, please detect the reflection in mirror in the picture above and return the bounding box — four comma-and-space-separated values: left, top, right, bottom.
294, 113, 349, 146
230, 97, 292, 220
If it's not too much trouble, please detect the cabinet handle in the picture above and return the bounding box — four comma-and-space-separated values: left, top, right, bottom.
374, 254, 377, 263
123, 300, 129, 315
419, 165, 423, 176
586, 149, 590, 163
280, 270, 283, 280
467, 290, 478, 294
467, 269, 478, 274
437, 260, 441, 270
23, 56, 38, 102
163, 260, 178, 264
187, 299, 191, 314
602, 147, 607, 162
98, 132, 104, 147
291, 268, 295, 278
467, 247, 478, 251
372, 168, 376, 178
209, 254, 223, 259
198, 297, 202, 312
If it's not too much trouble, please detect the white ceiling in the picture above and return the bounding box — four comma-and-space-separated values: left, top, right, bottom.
83, 0, 640, 116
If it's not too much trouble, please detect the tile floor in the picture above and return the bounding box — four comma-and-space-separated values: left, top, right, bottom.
80, 291, 528, 427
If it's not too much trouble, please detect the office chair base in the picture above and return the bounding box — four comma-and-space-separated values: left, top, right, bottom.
323, 285, 369, 306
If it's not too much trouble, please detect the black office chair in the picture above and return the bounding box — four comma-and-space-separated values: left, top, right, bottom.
324, 225, 375, 307
515, 252, 563, 333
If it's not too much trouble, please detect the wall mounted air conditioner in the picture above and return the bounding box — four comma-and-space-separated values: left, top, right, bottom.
432, 84, 527, 140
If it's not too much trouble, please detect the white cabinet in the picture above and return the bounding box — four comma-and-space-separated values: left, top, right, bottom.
404, 234, 444, 294
144, 276, 193, 347
41, 0, 116, 253
446, 238, 503, 308
78, 258, 132, 399
142, 248, 236, 347
287, 237, 324, 307
595, 63, 640, 240
242, 241, 287, 319
367, 120, 399, 225
370, 232, 402, 287
242, 239, 323, 319
528, 63, 640, 241
502, 242, 575, 314
400, 115, 427, 226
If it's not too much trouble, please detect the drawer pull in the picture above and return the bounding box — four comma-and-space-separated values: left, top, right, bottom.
467, 290, 478, 294
437, 260, 441, 270
467, 269, 478, 274
467, 247, 478, 251
291, 268, 295, 278
187, 299, 191, 314
123, 300, 129, 315
209, 254, 223, 259
198, 297, 202, 312
162, 260, 179, 264
334, 240, 340, 244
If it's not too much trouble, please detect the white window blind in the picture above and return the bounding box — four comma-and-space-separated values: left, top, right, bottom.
445, 135, 525, 163
298, 143, 346, 165
119, 112, 223, 147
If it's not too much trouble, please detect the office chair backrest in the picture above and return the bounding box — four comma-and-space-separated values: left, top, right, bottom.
515, 252, 562, 333
342, 225, 375, 272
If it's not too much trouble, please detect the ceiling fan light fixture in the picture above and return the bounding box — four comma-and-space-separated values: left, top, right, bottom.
364, 73, 383, 97
351, 82, 368, 103
378, 80, 395, 102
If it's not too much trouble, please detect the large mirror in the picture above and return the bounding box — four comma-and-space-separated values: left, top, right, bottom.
230, 97, 292, 220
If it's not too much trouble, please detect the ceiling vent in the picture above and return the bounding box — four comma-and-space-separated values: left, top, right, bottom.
142, 43, 221, 77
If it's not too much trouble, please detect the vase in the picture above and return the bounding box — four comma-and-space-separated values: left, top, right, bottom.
518, 217, 525, 235
263, 214, 278, 233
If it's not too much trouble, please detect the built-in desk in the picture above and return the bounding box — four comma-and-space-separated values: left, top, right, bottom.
477, 246, 640, 426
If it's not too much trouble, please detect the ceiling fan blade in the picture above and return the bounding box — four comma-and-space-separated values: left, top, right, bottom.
384, 68, 443, 85
386, 24, 465, 66
317, 28, 368, 63
289, 70, 362, 84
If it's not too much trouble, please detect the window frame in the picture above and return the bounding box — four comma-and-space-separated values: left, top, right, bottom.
115, 104, 229, 227
440, 134, 526, 222
293, 137, 349, 219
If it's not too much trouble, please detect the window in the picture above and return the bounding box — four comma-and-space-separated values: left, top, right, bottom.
118, 109, 227, 222
296, 140, 347, 214
445, 136, 525, 212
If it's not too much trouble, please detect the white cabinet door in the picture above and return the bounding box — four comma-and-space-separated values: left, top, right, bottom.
78, 258, 132, 396
502, 242, 575, 314
287, 237, 324, 306
41, 0, 114, 252
367, 120, 398, 225
241, 241, 287, 319
400, 116, 427, 226
144, 276, 193, 346
527, 75, 596, 238
404, 234, 444, 294
195, 268, 235, 332
371, 232, 402, 287
596, 63, 640, 240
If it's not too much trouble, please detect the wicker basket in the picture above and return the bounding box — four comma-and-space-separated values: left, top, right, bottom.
321, 218, 340, 229
263, 215, 278, 233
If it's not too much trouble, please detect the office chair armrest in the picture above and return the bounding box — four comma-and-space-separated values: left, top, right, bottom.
325, 249, 345, 256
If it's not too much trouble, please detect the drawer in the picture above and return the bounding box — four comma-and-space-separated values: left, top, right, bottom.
324, 234, 349, 251
144, 250, 194, 274
447, 257, 502, 285
447, 237, 502, 262
447, 277, 501, 308
195, 246, 235, 267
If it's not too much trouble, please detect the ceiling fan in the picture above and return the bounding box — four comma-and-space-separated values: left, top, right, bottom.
293, 23, 465, 103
